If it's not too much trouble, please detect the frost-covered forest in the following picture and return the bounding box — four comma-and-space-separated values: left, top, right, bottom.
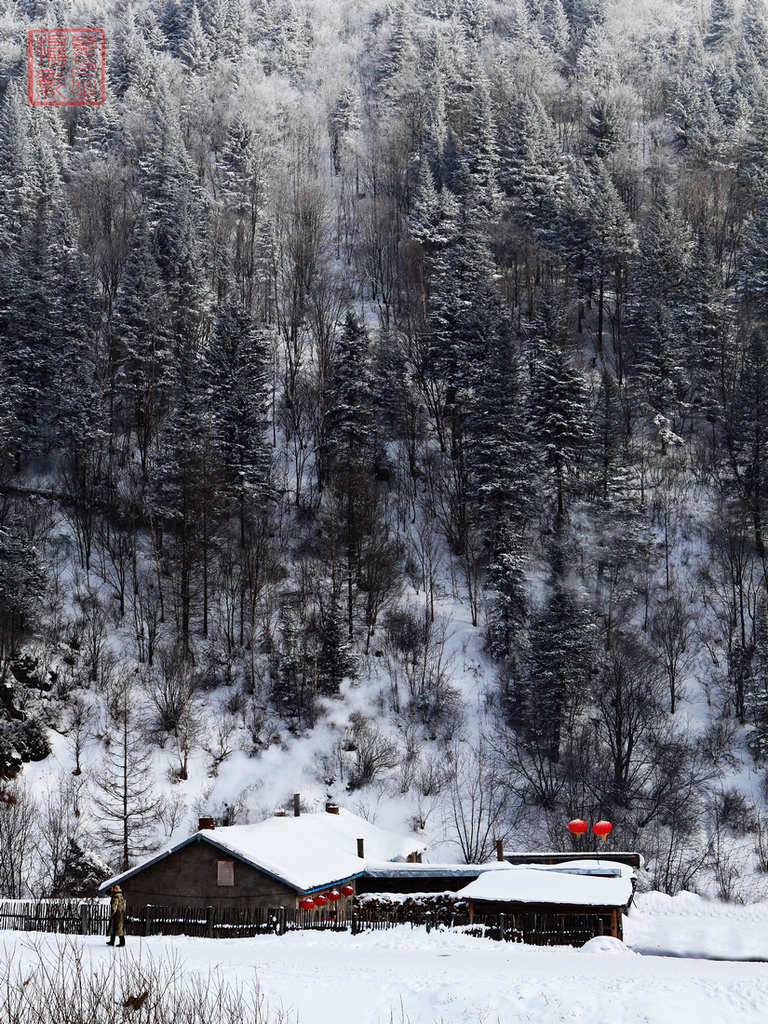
3, 0, 768, 900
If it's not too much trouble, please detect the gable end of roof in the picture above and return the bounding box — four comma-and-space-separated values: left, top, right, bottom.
98, 832, 306, 896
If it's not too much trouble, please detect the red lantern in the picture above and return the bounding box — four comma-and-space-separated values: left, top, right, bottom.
314, 894, 328, 907
299, 898, 315, 911
341, 885, 355, 897
568, 819, 588, 838
327, 890, 341, 902
593, 820, 613, 843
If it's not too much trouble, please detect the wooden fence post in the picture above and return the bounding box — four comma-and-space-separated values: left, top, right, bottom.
205, 906, 213, 938
498, 913, 505, 942
79, 903, 89, 935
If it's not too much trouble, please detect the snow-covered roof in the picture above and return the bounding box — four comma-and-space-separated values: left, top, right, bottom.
534, 859, 636, 880
101, 809, 426, 895
458, 866, 634, 908
362, 861, 513, 879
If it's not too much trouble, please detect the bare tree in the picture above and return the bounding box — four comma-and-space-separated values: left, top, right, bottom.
36, 775, 89, 897
345, 713, 399, 790
0, 782, 37, 897
593, 631, 665, 802
650, 587, 695, 714
66, 695, 93, 776
447, 738, 515, 863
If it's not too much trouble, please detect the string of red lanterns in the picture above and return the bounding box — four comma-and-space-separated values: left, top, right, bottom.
299, 885, 355, 912
568, 818, 613, 842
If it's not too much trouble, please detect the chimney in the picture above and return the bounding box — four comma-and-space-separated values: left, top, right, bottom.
496, 839, 504, 862
357, 837, 365, 858
198, 816, 215, 831
326, 802, 339, 815
293, 793, 301, 817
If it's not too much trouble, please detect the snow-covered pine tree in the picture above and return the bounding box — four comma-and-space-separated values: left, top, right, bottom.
109, 7, 155, 96
517, 535, 596, 762
203, 302, 271, 542
681, 234, 730, 437
746, 601, 768, 762
728, 328, 768, 558
629, 188, 691, 430
498, 92, 564, 234
456, 64, 502, 220
181, 2, 212, 71
321, 311, 377, 484
112, 220, 174, 479
529, 330, 590, 519
706, 0, 735, 51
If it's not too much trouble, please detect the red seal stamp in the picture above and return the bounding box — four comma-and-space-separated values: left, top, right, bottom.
27, 28, 106, 106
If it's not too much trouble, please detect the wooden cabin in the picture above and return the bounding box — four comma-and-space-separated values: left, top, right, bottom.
457, 861, 635, 945
98, 803, 426, 912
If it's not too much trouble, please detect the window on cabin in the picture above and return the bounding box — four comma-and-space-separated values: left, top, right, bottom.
217, 860, 234, 886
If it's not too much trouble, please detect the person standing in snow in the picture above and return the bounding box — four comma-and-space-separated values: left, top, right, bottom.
106, 885, 126, 946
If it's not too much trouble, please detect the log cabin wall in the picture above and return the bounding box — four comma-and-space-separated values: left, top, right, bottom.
121, 839, 299, 911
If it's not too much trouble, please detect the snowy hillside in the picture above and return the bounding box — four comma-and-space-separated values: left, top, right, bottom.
4, 0, 768, 906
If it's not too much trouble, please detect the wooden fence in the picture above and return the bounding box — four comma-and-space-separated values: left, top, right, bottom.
466, 910, 613, 947
0, 900, 612, 947
0, 900, 110, 936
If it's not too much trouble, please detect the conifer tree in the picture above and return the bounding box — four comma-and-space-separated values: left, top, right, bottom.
629, 189, 690, 428
746, 602, 768, 762
0, 81, 36, 251
587, 95, 621, 158
681, 234, 730, 435
316, 598, 356, 696
727, 328, 768, 558
112, 221, 173, 478
181, 2, 212, 71
485, 525, 529, 667
321, 312, 377, 484
110, 8, 154, 96
529, 334, 590, 519
706, 0, 735, 50
92, 681, 159, 871
499, 93, 564, 232
203, 302, 271, 542
517, 537, 596, 762
457, 66, 502, 219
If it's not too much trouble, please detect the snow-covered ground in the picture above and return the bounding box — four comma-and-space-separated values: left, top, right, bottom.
5, 893, 768, 1024
626, 891, 768, 961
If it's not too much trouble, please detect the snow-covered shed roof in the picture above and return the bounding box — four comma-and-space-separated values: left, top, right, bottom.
362, 861, 513, 879
458, 864, 634, 908
100, 808, 427, 895
535, 859, 636, 881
